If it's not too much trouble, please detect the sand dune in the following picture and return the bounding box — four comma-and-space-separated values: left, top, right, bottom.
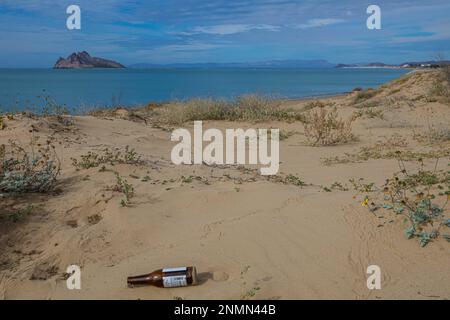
1, 70, 449, 299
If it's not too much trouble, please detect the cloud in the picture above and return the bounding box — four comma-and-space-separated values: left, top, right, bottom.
128, 41, 230, 63
137, 41, 226, 54
294, 19, 345, 29
180, 24, 280, 35
1, 0, 450, 66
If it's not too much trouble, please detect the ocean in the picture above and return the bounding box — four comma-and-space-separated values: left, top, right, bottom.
0, 68, 409, 113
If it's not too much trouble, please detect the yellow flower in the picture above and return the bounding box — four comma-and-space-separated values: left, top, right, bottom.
361, 197, 369, 207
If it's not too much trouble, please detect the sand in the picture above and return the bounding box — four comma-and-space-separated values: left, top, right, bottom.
0, 70, 449, 300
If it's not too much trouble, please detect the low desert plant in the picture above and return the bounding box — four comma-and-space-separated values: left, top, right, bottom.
114, 172, 134, 206
359, 159, 450, 247
284, 174, 306, 186
303, 107, 355, 146
71, 146, 141, 169
181, 175, 193, 183
0, 138, 60, 193
0, 116, 5, 130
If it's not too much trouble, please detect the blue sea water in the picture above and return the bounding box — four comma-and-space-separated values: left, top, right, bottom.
0, 68, 409, 113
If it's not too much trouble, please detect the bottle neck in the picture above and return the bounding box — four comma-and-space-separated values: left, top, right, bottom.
127, 274, 152, 286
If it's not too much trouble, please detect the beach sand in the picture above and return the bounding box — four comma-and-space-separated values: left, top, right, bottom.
0, 70, 449, 300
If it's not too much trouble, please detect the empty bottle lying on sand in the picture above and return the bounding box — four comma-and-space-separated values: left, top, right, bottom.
127, 266, 198, 288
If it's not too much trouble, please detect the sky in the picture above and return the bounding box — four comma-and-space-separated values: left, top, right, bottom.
0, 0, 450, 67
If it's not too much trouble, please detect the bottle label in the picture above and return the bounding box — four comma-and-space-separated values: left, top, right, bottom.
162, 267, 187, 273
163, 275, 187, 288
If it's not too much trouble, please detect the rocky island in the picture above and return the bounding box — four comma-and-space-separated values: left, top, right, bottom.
53, 51, 125, 69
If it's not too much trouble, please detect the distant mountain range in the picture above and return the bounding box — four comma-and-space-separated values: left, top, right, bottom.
53, 52, 450, 69
54, 51, 125, 69
130, 59, 450, 69
335, 61, 450, 68
128, 59, 335, 69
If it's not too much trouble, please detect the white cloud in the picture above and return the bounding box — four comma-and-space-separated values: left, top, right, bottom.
180, 24, 280, 35
135, 42, 226, 55
294, 19, 344, 29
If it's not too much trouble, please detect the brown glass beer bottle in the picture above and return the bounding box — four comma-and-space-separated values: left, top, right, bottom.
127, 266, 198, 288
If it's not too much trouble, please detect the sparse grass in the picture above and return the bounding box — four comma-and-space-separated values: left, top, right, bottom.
303, 107, 355, 146
429, 81, 450, 101
391, 75, 411, 86
0, 138, 60, 193
389, 88, 402, 95
71, 146, 141, 169
150, 95, 304, 126
353, 108, 384, 120
440, 64, 450, 84
325, 147, 450, 166
322, 181, 349, 192
428, 68, 450, 103
414, 125, 450, 145
353, 88, 380, 103
355, 101, 379, 109
302, 100, 326, 111
322, 134, 450, 165
359, 159, 450, 247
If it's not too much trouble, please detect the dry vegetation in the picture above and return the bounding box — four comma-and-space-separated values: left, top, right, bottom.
428, 65, 450, 104
303, 107, 356, 146
148, 95, 304, 127
353, 88, 381, 104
